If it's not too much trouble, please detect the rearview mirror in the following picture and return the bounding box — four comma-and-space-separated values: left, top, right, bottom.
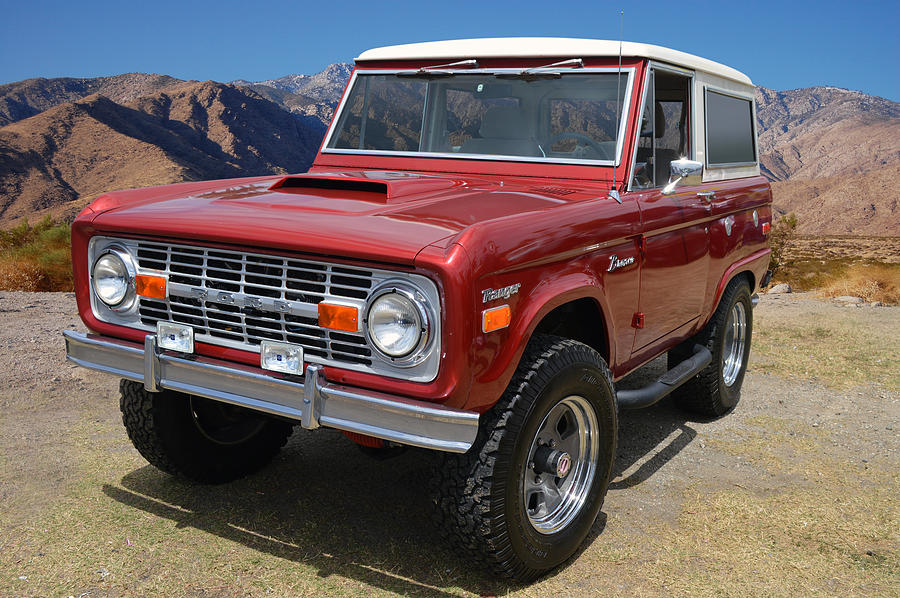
662, 159, 703, 195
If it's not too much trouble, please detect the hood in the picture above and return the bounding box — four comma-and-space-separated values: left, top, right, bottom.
87, 169, 612, 265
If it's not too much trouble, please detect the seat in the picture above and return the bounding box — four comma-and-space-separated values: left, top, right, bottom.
635, 102, 680, 186
460, 106, 541, 157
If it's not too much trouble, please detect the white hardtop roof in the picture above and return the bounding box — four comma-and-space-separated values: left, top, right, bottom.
356, 37, 753, 86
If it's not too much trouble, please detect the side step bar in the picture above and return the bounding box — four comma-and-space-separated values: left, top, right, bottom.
616, 344, 712, 410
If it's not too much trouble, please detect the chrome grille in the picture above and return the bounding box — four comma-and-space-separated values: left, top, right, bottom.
133, 241, 373, 366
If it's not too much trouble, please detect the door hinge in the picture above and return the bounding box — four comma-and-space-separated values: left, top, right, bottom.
631, 312, 645, 329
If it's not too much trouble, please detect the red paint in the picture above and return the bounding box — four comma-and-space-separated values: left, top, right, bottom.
70, 54, 772, 415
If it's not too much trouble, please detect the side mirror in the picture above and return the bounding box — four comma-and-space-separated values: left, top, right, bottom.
662, 159, 703, 195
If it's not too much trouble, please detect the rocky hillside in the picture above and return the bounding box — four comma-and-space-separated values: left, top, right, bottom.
0, 64, 897, 235
234, 63, 352, 125
0, 73, 185, 127
755, 86, 900, 235
0, 81, 322, 222
234, 63, 352, 102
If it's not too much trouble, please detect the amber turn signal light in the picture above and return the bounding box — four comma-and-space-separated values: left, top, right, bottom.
482, 305, 511, 333
135, 274, 167, 299
318, 302, 360, 332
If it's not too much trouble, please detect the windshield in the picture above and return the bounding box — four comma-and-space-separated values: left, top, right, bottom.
324, 70, 633, 165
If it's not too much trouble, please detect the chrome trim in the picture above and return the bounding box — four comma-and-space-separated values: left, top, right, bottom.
365, 281, 434, 366
628, 62, 696, 192
524, 394, 599, 534
88, 237, 442, 383
321, 67, 636, 167
302, 363, 325, 430
626, 66, 651, 192
143, 334, 160, 392
90, 244, 137, 313
722, 301, 748, 387
64, 330, 479, 453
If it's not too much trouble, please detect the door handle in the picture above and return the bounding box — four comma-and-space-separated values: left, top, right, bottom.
697, 191, 716, 201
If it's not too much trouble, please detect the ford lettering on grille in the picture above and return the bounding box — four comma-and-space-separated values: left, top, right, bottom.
133, 241, 374, 367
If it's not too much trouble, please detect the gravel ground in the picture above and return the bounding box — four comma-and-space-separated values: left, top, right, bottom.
0, 290, 897, 596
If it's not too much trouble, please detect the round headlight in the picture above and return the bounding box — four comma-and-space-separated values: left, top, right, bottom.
367, 291, 425, 358
92, 252, 130, 306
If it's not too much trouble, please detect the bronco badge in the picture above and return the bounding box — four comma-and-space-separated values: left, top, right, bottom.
607, 254, 635, 272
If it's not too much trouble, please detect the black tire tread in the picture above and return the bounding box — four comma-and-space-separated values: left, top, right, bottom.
669, 277, 752, 416
120, 379, 182, 475
119, 380, 293, 484
430, 335, 616, 581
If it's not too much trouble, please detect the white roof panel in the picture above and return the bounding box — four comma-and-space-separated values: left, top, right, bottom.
356, 38, 753, 86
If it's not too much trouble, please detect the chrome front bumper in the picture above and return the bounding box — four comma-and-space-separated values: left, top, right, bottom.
63, 330, 479, 453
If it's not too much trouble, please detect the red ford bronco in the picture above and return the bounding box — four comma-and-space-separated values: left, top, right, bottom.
65, 38, 772, 580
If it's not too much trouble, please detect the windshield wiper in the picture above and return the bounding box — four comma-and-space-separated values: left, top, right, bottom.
397, 59, 479, 77
494, 58, 584, 80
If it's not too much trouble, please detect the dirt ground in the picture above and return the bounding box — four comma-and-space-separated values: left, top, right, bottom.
0, 291, 897, 597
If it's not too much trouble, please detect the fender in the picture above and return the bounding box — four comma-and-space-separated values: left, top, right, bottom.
463, 270, 615, 413
706, 247, 771, 328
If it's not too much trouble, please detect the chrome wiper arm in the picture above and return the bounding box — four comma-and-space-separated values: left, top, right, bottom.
396, 59, 479, 77
418, 59, 479, 72
493, 58, 584, 80
522, 58, 584, 73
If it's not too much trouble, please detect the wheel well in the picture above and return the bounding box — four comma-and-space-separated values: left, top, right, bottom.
732, 270, 755, 293
532, 298, 609, 362
735, 270, 756, 294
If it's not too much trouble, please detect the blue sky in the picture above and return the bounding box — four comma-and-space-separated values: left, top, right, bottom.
2, 0, 898, 100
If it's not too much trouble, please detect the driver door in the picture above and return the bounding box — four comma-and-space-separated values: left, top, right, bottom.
631, 67, 710, 351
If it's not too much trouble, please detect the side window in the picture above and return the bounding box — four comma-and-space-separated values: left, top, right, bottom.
704, 90, 756, 166
632, 70, 692, 189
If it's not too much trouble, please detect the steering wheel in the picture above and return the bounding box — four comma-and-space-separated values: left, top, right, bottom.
548, 132, 612, 160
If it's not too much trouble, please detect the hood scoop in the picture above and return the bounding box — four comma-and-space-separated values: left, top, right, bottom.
271, 176, 388, 196
269, 172, 464, 203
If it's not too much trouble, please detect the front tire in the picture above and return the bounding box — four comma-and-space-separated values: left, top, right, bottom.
431, 336, 617, 581
669, 277, 753, 416
119, 380, 294, 484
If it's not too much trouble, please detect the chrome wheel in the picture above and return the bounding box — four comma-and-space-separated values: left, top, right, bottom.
523, 395, 599, 534
722, 302, 747, 387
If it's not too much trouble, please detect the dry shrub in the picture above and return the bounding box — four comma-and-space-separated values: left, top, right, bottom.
767, 212, 798, 275
0, 259, 49, 291
820, 263, 900, 304
0, 217, 73, 292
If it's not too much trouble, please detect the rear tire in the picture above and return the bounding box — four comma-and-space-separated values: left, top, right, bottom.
119, 380, 293, 484
431, 336, 617, 581
669, 277, 753, 416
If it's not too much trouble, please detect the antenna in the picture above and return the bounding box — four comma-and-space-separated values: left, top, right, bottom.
609, 9, 624, 204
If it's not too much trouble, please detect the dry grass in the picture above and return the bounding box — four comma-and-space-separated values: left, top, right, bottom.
683, 417, 900, 597
819, 264, 900, 304
1, 292, 898, 597
751, 298, 900, 389
0, 217, 72, 291
770, 236, 900, 304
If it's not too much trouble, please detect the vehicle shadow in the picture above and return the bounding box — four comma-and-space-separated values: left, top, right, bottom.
610, 355, 697, 490
104, 432, 508, 597
102, 356, 697, 594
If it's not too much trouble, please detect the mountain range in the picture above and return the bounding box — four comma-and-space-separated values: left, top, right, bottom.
0, 65, 897, 235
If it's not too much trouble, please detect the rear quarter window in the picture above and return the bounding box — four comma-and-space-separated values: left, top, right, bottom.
704, 89, 756, 166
